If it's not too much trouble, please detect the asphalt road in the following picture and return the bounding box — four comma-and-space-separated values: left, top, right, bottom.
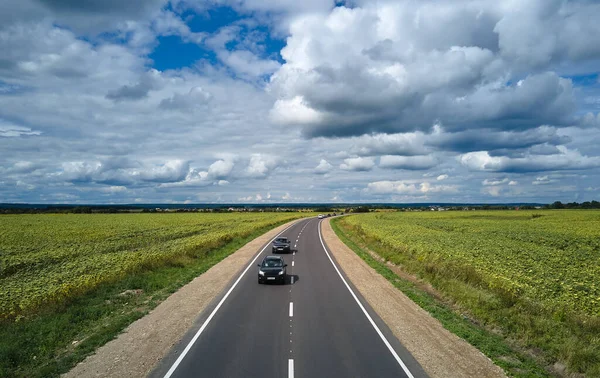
151, 217, 428, 378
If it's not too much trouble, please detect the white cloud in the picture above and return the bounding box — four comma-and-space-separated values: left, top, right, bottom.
159, 86, 212, 110
246, 154, 279, 178
437, 174, 449, 181
348, 132, 428, 156
270, 96, 323, 126
459, 147, 600, 172
314, 159, 333, 174
379, 155, 438, 170
266, 1, 600, 140
208, 159, 235, 180
340, 157, 375, 172
482, 178, 509, 186
367, 180, 458, 195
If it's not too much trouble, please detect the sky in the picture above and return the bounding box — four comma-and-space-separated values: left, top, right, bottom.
1, 0, 600, 204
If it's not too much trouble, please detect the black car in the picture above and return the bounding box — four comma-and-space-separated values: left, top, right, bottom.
258, 255, 287, 284
272, 237, 291, 253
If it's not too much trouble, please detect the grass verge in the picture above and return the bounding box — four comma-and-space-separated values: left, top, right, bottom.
0, 220, 293, 378
330, 218, 551, 377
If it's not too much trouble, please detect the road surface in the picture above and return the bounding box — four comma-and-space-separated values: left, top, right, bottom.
150, 217, 427, 378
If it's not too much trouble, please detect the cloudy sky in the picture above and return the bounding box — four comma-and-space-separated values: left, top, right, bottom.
1, 0, 600, 204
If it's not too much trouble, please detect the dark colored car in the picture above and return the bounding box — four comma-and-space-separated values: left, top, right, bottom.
272, 237, 291, 253
258, 255, 287, 284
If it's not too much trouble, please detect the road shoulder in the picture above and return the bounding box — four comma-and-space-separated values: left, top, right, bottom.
321, 219, 506, 378
63, 219, 299, 378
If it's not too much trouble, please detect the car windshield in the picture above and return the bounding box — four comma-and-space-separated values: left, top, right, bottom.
275, 238, 287, 243
262, 259, 283, 267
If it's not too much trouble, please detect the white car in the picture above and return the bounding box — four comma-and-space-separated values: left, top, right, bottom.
318, 214, 324, 219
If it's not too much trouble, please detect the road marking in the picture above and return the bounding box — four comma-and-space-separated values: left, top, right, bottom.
292, 261, 295, 267
294, 244, 297, 248
289, 302, 294, 317
288, 359, 294, 378
293, 251, 296, 255
317, 221, 416, 378
291, 276, 294, 284
162, 220, 304, 378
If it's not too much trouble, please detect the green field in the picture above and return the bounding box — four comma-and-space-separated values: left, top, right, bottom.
0, 212, 305, 320
334, 210, 600, 376
0, 212, 307, 377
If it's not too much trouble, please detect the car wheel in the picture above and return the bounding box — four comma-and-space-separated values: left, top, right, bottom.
258, 278, 262, 284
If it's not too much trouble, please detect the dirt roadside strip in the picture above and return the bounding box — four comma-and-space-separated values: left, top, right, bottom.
65, 217, 506, 378
63, 219, 299, 378
321, 219, 506, 378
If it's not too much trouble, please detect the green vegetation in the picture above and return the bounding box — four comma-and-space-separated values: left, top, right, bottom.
333, 210, 600, 377
0, 212, 305, 377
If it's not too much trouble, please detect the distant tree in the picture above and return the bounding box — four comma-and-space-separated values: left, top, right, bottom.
550, 201, 565, 209
72, 206, 92, 214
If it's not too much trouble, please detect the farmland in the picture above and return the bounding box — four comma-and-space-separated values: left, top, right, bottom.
333, 210, 600, 376
0, 212, 307, 377
0, 212, 305, 320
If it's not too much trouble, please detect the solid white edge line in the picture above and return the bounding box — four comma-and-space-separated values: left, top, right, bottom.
317, 220, 415, 378
163, 220, 306, 378
289, 302, 294, 317
288, 359, 294, 378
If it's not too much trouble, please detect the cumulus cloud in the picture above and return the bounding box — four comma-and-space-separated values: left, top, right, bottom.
437, 174, 449, 181
340, 157, 375, 171
269, 1, 600, 138
314, 159, 333, 174
348, 132, 428, 156
459, 147, 600, 172
57, 159, 189, 185
427, 125, 571, 153
159, 86, 212, 110
379, 155, 438, 170
106, 69, 162, 101
246, 154, 279, 177
366, 180, 458, 195
207, 159, 235, 180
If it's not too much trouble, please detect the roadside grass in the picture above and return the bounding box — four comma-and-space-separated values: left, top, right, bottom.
330, 218, 552, 378
0, 220, 292, 378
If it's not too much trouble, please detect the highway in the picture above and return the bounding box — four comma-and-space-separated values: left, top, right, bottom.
151, 217, 428, 378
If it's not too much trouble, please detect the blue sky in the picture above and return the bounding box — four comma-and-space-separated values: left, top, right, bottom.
1, 0, 600, 204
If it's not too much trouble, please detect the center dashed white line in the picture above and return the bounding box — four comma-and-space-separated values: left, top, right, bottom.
289, 302, 294, 317
292, 261, 295, 267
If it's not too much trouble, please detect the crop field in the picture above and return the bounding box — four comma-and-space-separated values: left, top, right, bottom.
334, 210, 600, 375
0, 212, 305, 320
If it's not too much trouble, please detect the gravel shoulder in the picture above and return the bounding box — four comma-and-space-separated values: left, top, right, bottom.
65, 217, 506, 378
321, 218, 507, 378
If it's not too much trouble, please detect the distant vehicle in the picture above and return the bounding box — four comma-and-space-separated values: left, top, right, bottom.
318, 214, 324, 219
258, 255, 287, 284
333, 212, 337, 216
327, 213, 331, 217
272, 237, 291, 253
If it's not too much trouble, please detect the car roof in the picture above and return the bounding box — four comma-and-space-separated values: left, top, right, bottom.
264, 255, 283, 260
